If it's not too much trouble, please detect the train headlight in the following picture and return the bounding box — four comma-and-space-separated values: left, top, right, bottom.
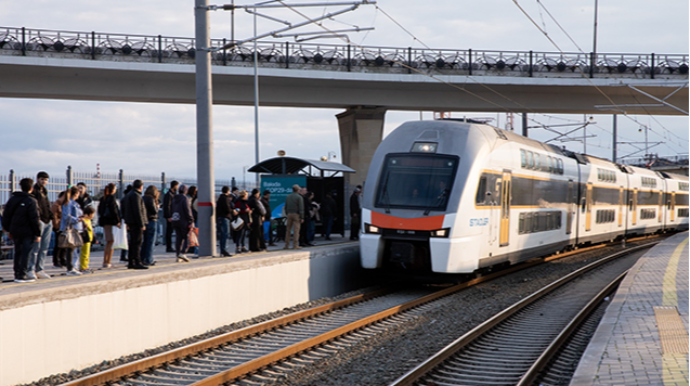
364, 223, 381, 234
411, 142, 438, 153
430, 228, 451, 238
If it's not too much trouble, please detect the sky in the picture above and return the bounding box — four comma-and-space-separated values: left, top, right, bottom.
1, 0, 688, 183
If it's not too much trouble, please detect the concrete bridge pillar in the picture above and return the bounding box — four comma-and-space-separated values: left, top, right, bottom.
336, 106, 387, 191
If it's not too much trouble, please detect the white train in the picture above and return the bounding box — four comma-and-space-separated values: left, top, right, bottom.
360, 119, 688, 275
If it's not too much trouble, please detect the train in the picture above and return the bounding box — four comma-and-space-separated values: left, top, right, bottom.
359, 119, 688, 276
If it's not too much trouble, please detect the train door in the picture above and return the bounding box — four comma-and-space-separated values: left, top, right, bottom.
658, 191, 663, 224
618, 187, 624, 227
631, 189, 638, 225
585, 183, 593, 231
670, 192, 676, 222
499, 171, 512, 247
566, 180, 574, 234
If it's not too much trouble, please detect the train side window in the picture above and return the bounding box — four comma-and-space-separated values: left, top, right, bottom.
519, 213, 525, 233
476, 176, 487, 204
528, 152, 534, 169
520, 149, 527, 168
524, 213, 532, 232
557, 159, 563, 174
534, 154, 540, 170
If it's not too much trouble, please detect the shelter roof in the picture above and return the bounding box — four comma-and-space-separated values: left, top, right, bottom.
248, 156, 355, 175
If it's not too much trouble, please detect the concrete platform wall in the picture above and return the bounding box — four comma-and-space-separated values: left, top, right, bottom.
0, 245, 363, 386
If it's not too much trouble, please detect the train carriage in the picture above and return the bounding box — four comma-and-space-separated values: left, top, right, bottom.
360, 119, 688, 276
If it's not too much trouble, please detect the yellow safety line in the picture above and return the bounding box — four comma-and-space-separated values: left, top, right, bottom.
660, 236, 689, 386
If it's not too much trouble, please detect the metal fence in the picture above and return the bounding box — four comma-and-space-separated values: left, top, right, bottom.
1, 26, 687, 80
0, 166, 258, 205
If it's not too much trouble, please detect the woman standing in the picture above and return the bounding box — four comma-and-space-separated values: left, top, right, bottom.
248, 189, 266, 252
171, 185, 193, 262
51, 191, 67, 268
234, 190, 252, 254
186, 186, 198, 256
61, 186, 83, 275
97, 183, 121, 268
141, 185, 159, 266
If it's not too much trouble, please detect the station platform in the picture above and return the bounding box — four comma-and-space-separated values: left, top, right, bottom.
0, 233, 366, 386
571, 232, 689, 386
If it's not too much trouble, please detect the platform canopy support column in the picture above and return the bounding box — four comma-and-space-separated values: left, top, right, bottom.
336, 106, 387, 191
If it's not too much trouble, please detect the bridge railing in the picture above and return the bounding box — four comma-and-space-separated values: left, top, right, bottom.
1, 26, 687, 79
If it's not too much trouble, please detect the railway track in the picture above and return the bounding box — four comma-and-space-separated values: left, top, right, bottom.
389, 243, 654, 386
57, 239, 658, 386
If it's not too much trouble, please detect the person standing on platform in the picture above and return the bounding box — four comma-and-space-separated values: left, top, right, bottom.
350, 186, 362, 240
141, 185, 160, 266
171, 184, 193, 262
28, 171, 53, 279
122, 180, 148, 270
2, 178, 41, 283
98, 183, 121, 268
79, 206, 95, 272
61, 186, 83, 275
248, 189, 266, 252
320, 191, 336, 241
119, 184, 132, 263
216, 186, 234, 257
186, 186, 199, 256
261, 190, 275, 246
163, 180, 179, 253
283, 185, 304, 250
51, 191, 67, 268
299, 187, 313, 247
234, 191, 252, 254
230, 186, 240, 247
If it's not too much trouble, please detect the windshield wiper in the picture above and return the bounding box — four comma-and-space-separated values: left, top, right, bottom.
424, 189, 448, 216
380, 171, 391, 213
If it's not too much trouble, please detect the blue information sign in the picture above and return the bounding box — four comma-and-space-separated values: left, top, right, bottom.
261, 176, 307, 219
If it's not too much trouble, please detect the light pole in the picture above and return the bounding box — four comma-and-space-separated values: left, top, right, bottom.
194, 0, 217, 257
593, 0, 598, 59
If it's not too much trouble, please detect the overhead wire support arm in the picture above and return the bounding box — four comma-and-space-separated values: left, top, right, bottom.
212, 2, 374, 51
207, 1, 375, 11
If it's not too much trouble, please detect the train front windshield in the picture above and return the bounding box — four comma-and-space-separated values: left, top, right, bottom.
375, 154, 459, 212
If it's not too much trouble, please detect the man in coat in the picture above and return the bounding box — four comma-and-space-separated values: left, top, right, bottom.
2, 178, 41, 282
122, 179, 148, 269
350, 186, 362, 240
28, 171, 53, 279
163, 180, 179, 252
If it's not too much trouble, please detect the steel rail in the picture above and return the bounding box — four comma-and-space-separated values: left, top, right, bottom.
517, 270, 628, 386
59, 236, 660, 386
388, 242, 657, 386
58, 286, 397, 386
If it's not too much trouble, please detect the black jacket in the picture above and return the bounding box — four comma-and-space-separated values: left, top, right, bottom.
163, 189, 176, 219
76, 193, 94, 211
320, 195, 336, 218
31, 183, 52, 224
216, 194, 233, 219
2, 192, 41, 238
171, 194, 194, 226
302, 194, 312, 222
98, 195, 121, 226
350, 193, 361, 217
143, 196, 159, 222
122, 189, 147, 229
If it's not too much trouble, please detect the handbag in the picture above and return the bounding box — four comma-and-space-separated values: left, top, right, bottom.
231, 217, 244, 230
58, 226, 84, 249
112, 221, 128, 250
188, 227, 199, 247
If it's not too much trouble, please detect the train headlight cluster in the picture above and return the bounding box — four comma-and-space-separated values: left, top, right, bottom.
411, 142, 438, 153
430, 228, 451, 238
364, 223, 381, 234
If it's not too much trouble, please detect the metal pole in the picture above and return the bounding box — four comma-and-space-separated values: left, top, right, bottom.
593, 0, 598, 59
583, 114, 587, 154
522, 113, 528, 137
612, 114, 617, 162
195, 0, 217, 257
254, 8, 260, 186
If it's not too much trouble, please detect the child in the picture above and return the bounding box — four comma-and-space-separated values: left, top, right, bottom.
80, 206, 95, 272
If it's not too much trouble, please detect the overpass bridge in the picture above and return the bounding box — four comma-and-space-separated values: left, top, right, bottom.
0, 26, 688, 185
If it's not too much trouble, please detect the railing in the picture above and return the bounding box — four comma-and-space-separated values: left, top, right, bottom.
0, 167, 256, 205
1, 26, 687, 79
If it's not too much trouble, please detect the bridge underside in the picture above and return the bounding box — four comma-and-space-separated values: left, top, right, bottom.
0, 57, 687, 115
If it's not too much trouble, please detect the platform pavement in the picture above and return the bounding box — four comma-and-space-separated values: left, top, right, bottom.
0, 231, 354, 285
571, 232, 689, 386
